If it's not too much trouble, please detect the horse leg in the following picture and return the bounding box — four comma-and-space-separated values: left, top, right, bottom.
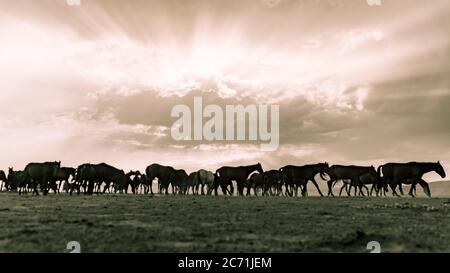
327, 180, 335, 196
301, 184, 308, 197
344, 183, 351, 196
246, 185, 251, 196
417, 178, 431, 197
311, 179, 324, 197
229, 181, 235, 196
236, 181, 243, 196
285, 185, 290, 196
165, 183, 170, 195
399, 184, 405, 195
339, 183, 345, 196
390, 180, 401, 197
42, 177, 49, 196
360, 185, 368, 197
408, 183, 415, 197
33, 181, 39, 196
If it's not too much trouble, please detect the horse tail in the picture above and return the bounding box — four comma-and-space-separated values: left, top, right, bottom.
377, 165, 383, 190
213, 172, 220, 186
278, 167, 285, 184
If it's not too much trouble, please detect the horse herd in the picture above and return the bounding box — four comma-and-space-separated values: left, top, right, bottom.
0, 161, 446, 198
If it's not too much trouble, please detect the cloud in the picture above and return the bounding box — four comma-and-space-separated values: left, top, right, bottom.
339, 29, 384, 55
0, 0, 449, 180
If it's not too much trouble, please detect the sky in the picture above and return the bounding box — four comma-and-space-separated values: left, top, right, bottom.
0, 0, 449, 181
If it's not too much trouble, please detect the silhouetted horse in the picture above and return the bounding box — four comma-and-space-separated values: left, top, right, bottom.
146, 164, 178, 195
74, 163, 125, 194
378, 161, 446, 197
8, 168, 30, 194
197, 169, 214, 195
327, 165, 377, 197
179, 172, 195, 195
215, 163, 264, 196
280, 163, 329, 197
212, 173, 234, 195
246, 173, 265, 196
263, 170, 282, 196
140, 174, 153, 194
70, 163, 92, 195
94, 163, 126, 194
0, 170, 7, 191
336, 171, 379, 197
173, 169, 188, 195
123, 171, 141, 194
24, 161, 61, 195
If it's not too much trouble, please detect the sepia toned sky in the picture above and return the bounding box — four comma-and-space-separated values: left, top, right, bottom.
0, 0, 449, 181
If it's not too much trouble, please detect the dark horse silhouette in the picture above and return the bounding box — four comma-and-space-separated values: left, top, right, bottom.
215, 163, 264, 196
123, 170, 141, 194
263, 170, 282, 196
326, 165, 377, 197
24, 161, 61, 195
8, 168, 30, 194
378, 161, 446, 197
146, 163, 178, 195
279, 163, 329, 197
72, 163, 126, 195
336, 171, 381, 197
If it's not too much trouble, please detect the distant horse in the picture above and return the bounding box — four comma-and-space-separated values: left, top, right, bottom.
173, 169, 188, 195
215, 163, 264, 196
146, 164, 178, 195
70, 163, 91, 195
93, 163, 126, 194
327, 165, 377, 197
378, 161, 446, 197
280, 163, 329, 197
123, 171, 141, 194
197, 169, 214, 195
8, 168, 31, 195
24, 161, 61, 195
335, 171, 379, 197
246, 173, 265, 196
73, 163, 125, 195
141, 174, 153, 195
179, 172, 196, 195
263, 170, 282, 196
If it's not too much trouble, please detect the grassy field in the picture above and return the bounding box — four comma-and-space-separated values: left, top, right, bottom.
0, 190, 450, 253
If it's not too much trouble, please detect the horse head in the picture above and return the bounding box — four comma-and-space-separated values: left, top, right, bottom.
436, 161, 446, 178
319, 162, 330, 180
52, 161, 61, 176
369, 165, 377, 177
256, 162, 264, 174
